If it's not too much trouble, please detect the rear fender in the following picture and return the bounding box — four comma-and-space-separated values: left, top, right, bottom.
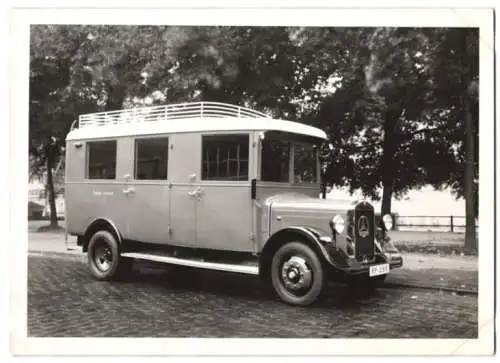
82, 218, 123, 252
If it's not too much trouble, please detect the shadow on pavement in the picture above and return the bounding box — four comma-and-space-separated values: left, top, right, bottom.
109, 260, 391, 310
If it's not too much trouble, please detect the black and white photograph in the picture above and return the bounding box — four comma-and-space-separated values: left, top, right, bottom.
8, 5, 495, 357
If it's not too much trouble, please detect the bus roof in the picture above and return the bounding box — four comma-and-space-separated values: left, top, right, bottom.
66, 117, 328, 141
66, 102, 328, 141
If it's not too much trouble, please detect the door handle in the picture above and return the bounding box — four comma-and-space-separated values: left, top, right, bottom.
123, 187, 135, 195
188, 187, 203, 199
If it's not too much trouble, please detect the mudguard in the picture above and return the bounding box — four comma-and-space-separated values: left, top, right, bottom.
81, 218, 123, 252
263, 226, 350, 271
263, 226, 403, 276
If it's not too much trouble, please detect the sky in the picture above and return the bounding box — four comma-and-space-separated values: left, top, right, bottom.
327, 185, 465, 217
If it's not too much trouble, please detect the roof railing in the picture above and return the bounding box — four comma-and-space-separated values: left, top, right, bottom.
77, 102, 269, 129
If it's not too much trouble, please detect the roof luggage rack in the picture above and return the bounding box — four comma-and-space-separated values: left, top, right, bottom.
77, 102, 268, 130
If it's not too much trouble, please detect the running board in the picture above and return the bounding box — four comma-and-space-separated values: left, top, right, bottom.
121, 252, 260, 275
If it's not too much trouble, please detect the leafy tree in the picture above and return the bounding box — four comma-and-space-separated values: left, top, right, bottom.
139, 26, 331, 118
428, 28, 479, 252
312, 28, 442, 214
30, 25, 89, 227
308, 27, 478, 252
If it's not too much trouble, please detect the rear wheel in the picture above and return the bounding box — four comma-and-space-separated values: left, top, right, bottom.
87, 230, 133, 280
270, 242, 325, 306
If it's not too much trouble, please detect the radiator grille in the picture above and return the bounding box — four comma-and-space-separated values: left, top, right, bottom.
354, 203, 375, 262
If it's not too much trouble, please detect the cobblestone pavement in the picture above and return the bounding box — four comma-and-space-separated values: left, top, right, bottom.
28, 255, 478, 338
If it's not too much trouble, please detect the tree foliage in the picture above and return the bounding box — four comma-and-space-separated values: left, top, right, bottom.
305, 27, 478, 220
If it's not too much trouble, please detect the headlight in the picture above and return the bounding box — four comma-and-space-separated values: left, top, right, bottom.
331, 214, 345, 234
382, 214, 393, 231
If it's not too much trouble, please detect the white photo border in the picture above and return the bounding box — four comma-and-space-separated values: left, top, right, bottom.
8, 6, 495, 357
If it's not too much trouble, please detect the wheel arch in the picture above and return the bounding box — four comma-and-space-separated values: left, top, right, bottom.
259, 226, 334, 280
82, 218, 123, 252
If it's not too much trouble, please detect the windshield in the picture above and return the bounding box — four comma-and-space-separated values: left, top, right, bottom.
260, 132, 319, 183
293, 141, 318, 183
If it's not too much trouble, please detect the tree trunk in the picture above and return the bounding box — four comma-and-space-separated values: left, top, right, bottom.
320, 164, 327, 199
381, 113, 397, 216
381, 179, 393, 216
46, 150, 58, 228
464, 93, 477, 253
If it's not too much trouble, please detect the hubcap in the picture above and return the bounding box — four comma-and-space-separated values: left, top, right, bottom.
280, 256, 312, 292
94, 242, 113, 272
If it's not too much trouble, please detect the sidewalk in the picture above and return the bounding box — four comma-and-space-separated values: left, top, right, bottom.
27, 230, 478, 294
385, 254, 477, 294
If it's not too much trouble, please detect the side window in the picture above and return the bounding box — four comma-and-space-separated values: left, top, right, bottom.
87, 140, 117, 179
135, 137, 169, 180
202, 134, 249, 181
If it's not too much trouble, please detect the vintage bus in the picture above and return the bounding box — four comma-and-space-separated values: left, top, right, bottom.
64, 102, 402, 306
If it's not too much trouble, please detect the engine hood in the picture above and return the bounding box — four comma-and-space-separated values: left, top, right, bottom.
264, 192, 357, 213
263, 192, 361, 240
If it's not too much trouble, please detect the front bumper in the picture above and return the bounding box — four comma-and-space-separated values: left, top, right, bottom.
342, 252, 403, 276
325, 249, 403, 282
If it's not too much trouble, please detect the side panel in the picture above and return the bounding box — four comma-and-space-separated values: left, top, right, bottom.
195, 184, 254, 252
167, 133, 198, 246
126, 136, 171, 244
65, 138, 130, 237
193, 131, 255, 252
168, 185, 196, 244
168, 131, 256, 252
126, 182, 171, 244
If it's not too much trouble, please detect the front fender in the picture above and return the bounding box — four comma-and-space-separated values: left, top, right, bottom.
261, 226, 350, 272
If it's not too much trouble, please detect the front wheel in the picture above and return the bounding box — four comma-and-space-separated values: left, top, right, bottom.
270, 242, 325, 306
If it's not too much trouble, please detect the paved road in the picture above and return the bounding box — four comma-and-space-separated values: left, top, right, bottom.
28, 255, 477, 338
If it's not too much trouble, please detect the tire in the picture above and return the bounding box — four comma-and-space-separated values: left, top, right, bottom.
270, 241, 325, 306
87, 230, 133, 280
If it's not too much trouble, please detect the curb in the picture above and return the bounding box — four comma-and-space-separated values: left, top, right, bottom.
383, 281, 477, 296
29, 250, 86, 262
28, 250, 478, 295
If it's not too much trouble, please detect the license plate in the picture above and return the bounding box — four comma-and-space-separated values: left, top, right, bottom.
369, 263, 390, 277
